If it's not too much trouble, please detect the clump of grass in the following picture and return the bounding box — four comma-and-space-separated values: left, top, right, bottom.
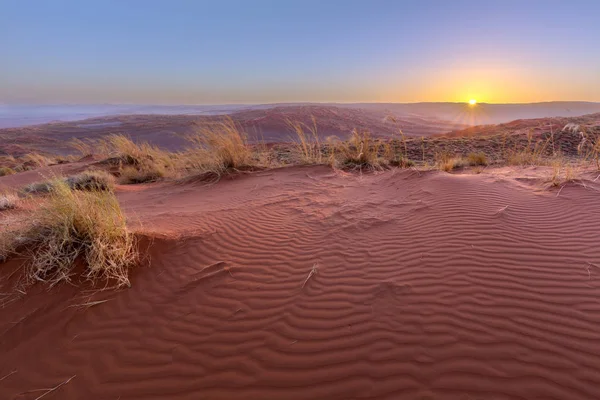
0, 192, 18, 211
549, 157, 577, 187
22, 153, 52, 168
188, 117, 250, 171
97, 134, 175, 183
24, 180, 55, 195
0, 180, 137, 288
382, 140, 414, 168
119, 165, 164, 184
288, 117, 322, 164
467, 152, 488, 166
436, 151, 467, 172
66, 170, 116, 191
0, 167, 16, 176
69, 138, 95, 157
505, 130, 551, 166
24, 170, 116, 194
332, 129, 384, 171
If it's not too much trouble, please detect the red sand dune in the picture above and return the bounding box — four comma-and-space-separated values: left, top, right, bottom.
2, 166, 600, 399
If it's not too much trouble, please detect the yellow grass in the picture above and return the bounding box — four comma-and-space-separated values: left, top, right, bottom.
467, 152, 488, 166
0, 180, 137, 288
187, 117, 250, 171
436, 151, 467, 172
331, 129, 384, 171
549, 157, 578, 187
0, 191, 18, 211
25, 170, 116, 194
505, 130, 551, 166
288, 117, 322, 164
0, 167, 16, 176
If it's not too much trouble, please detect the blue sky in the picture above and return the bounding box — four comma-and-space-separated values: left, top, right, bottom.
1, 0, 599, 104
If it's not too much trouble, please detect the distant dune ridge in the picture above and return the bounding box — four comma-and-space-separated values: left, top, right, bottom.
1, 102, 600, 156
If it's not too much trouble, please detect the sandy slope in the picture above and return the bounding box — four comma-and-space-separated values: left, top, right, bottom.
2, 166, 600, 399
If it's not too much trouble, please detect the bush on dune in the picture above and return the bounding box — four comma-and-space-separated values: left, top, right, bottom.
288, 118, 323, 164
331, 129, 385, 171
436, 151, 467, 172
467, 152, 488, 166
187, 117, 251, 172
0, 180, 137, 288
24, 170, 116, 194
0, 167, 16, 176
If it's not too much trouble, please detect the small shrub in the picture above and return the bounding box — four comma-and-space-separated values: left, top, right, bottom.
467, 152, 488, 166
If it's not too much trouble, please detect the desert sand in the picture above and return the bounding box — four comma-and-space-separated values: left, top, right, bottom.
2, 164, 600, 399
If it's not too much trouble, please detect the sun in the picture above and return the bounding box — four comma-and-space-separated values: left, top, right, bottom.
469, 99, 477, 105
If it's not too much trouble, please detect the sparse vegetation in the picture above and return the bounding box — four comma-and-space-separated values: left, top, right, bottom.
549, 157, 577, 187
0, 167, 16, 176
24, 170, 116, 194
436, 151, 467, 172
119, 165, 165, 184
0, 192, 18, 211
330, 129, 384, 171
505, 130, 551, 166
288, 117, 322, 164
0, 180, 137, 288
187, 118, 251, 171
467, 152, 488, 166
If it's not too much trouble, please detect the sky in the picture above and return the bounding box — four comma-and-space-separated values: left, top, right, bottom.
1, 0, 599, 105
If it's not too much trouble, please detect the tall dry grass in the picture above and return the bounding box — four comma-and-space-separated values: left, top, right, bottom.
330, 129, 385, 171
187, 118, 250, 171
505, 130, 551, 166
288, 117, 322, 164
0, 180, 137, 287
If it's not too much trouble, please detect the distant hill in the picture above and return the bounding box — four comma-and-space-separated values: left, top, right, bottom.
3, 101, 599, 130
339, 101, 600, 126
440, 112, 600, 138
0, 105, 468, 156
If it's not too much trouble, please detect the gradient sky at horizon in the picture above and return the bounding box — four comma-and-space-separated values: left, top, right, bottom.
2, 0, 599, 105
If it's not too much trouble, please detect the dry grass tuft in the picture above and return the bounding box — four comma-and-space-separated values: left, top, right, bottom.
505, 130, 551, 166
288, 117, 322, 164
25, 170, 116, 194
467, 152, 488, 166
436, 151, 467, 172
0, 192, 19, 211
188, 117, 250, 171
0, 167, 16, 177
22, 153, 52, 168
549, 157, 578, 187
332, 129, 384, 171
119, 165, 165, 184
0, 180, 137, 288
